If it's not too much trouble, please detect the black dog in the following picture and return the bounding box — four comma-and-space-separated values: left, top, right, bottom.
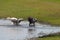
28, 17, 37, 26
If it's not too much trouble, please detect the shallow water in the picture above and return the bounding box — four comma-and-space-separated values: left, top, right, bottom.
0, 19, 60, 40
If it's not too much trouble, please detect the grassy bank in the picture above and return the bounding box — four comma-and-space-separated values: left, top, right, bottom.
0, 0, 60, 25
37, 35, 60, 40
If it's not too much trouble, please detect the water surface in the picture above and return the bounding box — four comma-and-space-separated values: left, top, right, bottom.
0, 19, 60, 40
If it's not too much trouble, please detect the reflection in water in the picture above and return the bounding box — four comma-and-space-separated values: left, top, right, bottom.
26, 28, 36, 40
28, 28, 35, 35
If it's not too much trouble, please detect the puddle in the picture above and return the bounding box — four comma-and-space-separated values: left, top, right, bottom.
0, 19, 60, 40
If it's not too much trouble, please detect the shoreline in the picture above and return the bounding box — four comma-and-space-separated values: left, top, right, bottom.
38, 20, 60, 27
29, 32, 60, 40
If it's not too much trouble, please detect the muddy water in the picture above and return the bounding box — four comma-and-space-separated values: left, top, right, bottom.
0, 19, 60, 40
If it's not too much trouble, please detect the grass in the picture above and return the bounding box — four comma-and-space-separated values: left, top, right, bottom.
0, 0, 60, 25
37, 35, 60, 40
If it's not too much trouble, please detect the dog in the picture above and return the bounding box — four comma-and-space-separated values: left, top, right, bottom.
6, 17, 23, 25
28, 17, 37, 26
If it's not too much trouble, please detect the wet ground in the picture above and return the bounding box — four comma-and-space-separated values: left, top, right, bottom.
0, 19, 60, 40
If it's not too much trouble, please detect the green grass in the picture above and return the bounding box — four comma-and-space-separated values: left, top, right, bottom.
0, 0, 60, 25
37, 35, 60, 40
